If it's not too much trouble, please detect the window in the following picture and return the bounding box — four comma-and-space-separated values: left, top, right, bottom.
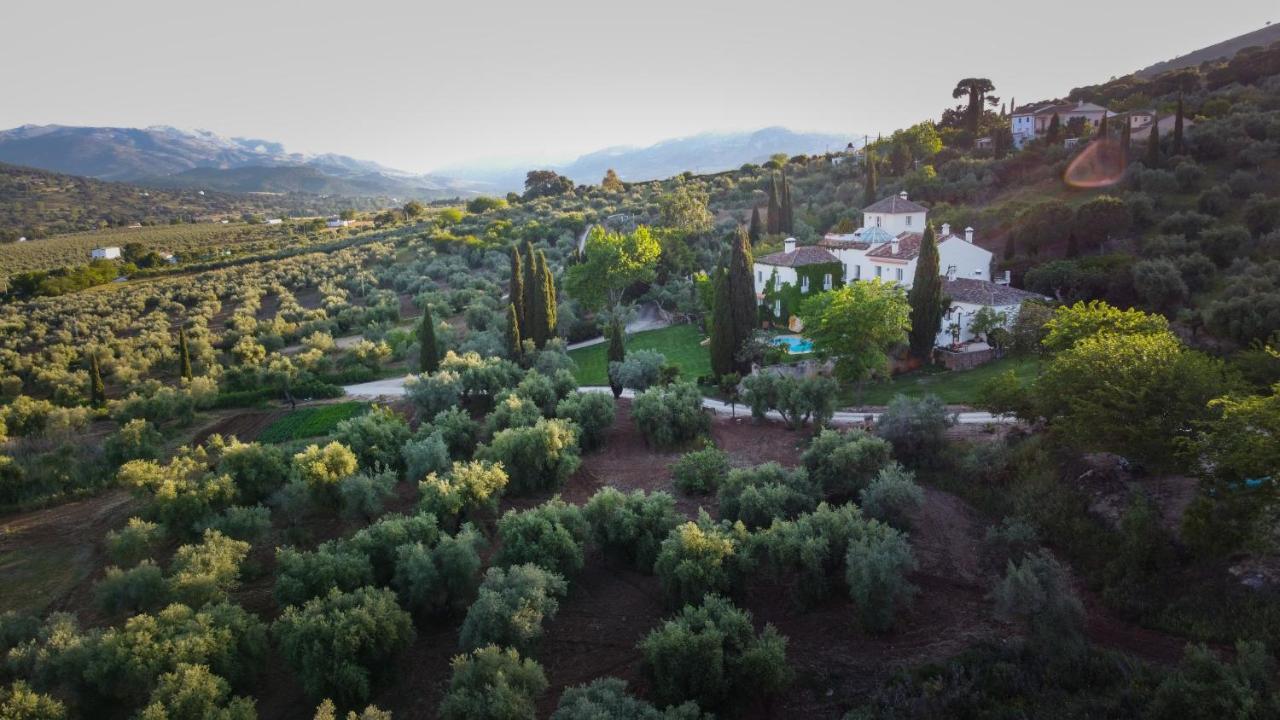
896, 268, 904, 282
875, 216, 882, 227
875, 266, 882, 278
773, 300, 781, 317
823, 273, 832, 290
801, 275, 810, 292
906, 215, 912, 227
757, 270, 762, 282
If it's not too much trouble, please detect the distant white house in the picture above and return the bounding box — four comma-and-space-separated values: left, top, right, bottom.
326, 218, 351, 228
1012, 100, 1111, 148
753, 191, 1043, 347
266, 218, 284, 225
91, 246, 121, 260
159, 252, 177, 265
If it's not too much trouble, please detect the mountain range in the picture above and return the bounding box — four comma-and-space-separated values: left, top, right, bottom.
1135, 22, 1280, 78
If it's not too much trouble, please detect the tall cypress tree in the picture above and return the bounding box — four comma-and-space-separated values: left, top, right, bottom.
419, 305, 439, 373
748, 206, 763, 245
607, 316, 625, 398
1173, 96, 1185, 156
779, 172, 794, 234
521, 240, 538, 335
1046, 113, 1062, 144
1097, 111, 1109, 139
863, 149, 878, 208
907, 224, 946, 361
505, 303, 522, 360
766, 175, 781, 234
89, 353, 105, 406
526, 255, 547, 349
178, 326, 193, 380
1146, 121, 1161, 169
539, 251, 557, 343
1120, 119, 1132, 165
726, 227, 757, 374
709, 268, 735, 378
509, 246, 525, 332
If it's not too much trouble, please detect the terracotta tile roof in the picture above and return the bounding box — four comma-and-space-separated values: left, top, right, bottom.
756, 245, 840, 267
865, 232, 922, 260
862, 194, 928, 214
943, 278, 1047, 305
818, 236, 870, 250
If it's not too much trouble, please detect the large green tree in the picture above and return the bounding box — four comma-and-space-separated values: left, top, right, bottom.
709, 268, 735, 377
906, 224, 947, 360
951, 78, 997, 143
799, 280, 910, 401
563, 226, 662, 314
725, 228, 758, 374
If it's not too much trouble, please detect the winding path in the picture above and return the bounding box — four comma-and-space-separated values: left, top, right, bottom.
342, 379, 1016, 425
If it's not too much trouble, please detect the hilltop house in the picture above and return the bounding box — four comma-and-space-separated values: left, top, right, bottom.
90, 246, 121, 260
326, 218, 351, 228
753, 191, 1042, 346
1012, 100, 1111, 148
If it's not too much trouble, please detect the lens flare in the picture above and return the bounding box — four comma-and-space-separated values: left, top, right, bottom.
1064, 138, 1128, 188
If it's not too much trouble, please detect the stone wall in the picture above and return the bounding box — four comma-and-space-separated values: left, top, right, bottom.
938, 347, 996, 371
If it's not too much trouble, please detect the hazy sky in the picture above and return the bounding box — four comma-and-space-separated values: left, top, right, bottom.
2, 0, 1273, 173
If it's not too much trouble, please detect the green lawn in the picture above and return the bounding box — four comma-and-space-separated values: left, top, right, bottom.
569, 324, 711, 385
851, 356, 1040, 406
258, 402, 369, 443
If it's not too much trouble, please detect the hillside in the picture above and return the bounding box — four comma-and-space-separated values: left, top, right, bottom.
0, 162, 388, 239
1135, 23, 1280, 78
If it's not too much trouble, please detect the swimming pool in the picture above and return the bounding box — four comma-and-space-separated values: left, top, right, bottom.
771, 336, 813, 354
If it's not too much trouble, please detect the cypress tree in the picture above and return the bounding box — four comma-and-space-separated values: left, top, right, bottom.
540, 251, 557, 343
779, 171, 794, 234
1173, 96, 1185, 156
906, 224, 946, 361
509, 246, 525, 332
607, 317, 625, 398
89, 353, 105, 406
863, 149, 878, 208
521, 241, 538, 334
1146, 121, 1161, 169
748, 206, 763, 245
766, 175, 781, 234
709, 268, 735, 378
527, 255, 547, 348
1120, 119, 1132, 164
726, 227, 758, 374
1097, 111, 1109, 139
178, 326, 193, 380
1046, 114, 1062, 145
419, 305, 439, 373
505, 303, 521, 360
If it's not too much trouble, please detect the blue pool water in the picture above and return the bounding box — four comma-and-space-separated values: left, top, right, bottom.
772, 336, 813, 354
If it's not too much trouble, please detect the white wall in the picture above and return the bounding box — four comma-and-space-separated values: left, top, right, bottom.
753, 264, 796, 296
935, 301, 1024, 347
938, 238, 993, 282
862, 210, 925, 236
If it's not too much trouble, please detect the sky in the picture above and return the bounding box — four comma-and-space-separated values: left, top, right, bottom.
2, 0, 1274, 174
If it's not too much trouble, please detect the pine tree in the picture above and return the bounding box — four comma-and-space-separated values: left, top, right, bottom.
907, 224, 946, 361
726, 227, 758, 374
539, 251, 557, 343
89, 353, 105, 406
419, 305, 439, 373
505, 303, 522, 360
509, 246, 525, 332
607, 316, 625, 398
709, 268, 735, 377
1173, 96, 1185, 156
1146, 121, 1161, 169
864, 149, 878, 208
1046, 114, 1062, 145
748, 206, 763, 245
178, 326, 193, 380
766, 175, 781, 234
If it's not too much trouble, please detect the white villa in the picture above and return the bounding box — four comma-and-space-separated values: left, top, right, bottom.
90, 246, 121, 260
1011, 100, 1111, 148
753, 191, 1044, 347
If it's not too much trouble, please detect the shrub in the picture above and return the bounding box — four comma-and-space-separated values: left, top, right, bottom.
638, 594, 791, 710
392, 525, 486, 616
1148, 641, 1279, 720
478, 418, 581, 495
419, 461, 508, 528
345, 513, 441, 584
95, 561, 170, 615
337, 468, 397, 523
583, 488, 682, 573
981, 517, 1041, 572
875, 394, 951, 468
845, 523, 916, 633
653, 513, 749, 607
459, 564, 569, 653
670, 447, 728, 495
858, 464, 924, 530
405, 371, 462, 419
273, 587, 415, 706
401, 431, 450, 482
493, 499, 589, 577
292, 442, 358, 498
992, 550, 1084, 654
552, 677, 706, 720
332, 405, 411, 472
739, 373, 838, 429
137, 662, 257, 720
801, 429, 893, 498
106, 517, 167, 567
0, 680, 67, 720
168, 529, 251, 607
555, 392, 616, 451
427, 410, 479, 463
749, 502, 868, 606
438, 645, 548, 720
274, 543, 374, 608
313, 699, 393, 720
485, 393, 543, 435
118, 456, 237, 540
198, 505, 272, 543
609, 350, 667, 391
513, 369, 576, 416
104, 419, 163, 466
216, 441, 290, 505
717, 463, 818, 529
631, 382, 709, 449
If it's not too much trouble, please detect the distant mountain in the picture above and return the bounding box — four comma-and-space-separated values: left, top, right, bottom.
1135, 23, 1280, 78
441, 127, 860, 193
0, 125, 478, 200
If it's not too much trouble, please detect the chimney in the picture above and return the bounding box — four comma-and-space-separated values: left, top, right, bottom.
941, 222, 951, 237
890, 239, 899, 255
898, 190, 908, 200
964, 227, 974, 243
945, 264, 957, 281
783, 237, 796, 254
997, 270, 1011, 285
